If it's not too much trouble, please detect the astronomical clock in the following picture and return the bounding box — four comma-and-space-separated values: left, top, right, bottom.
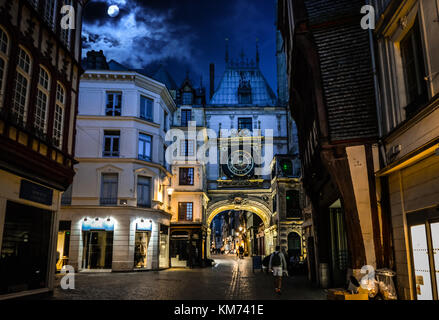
222, 149, 255, 179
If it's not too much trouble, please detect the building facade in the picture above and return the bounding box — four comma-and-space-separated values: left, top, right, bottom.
0, 0, 87, 298
278, 0, 388, 288
204, 46, 303, 257
58, 52, 176, 272
168, 77, 209, 267
372, 0, 439, 300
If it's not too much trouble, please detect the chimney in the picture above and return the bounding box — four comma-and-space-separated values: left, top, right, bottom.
209, 63, 215, 100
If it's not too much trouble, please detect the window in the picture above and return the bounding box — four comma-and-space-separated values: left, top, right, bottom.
140, 96, 153, 121
106, 92, 122, 116
103, 130, 120, 157
279, 159, 293, 177
180, 139, 195, 157
164, 110, 168, 131
286, 190, 301, 218
178, 202, 193, 221
12, 47, 32, 124
53, 83, 65, 148
181, 109, 191, 127
182, 92, 193, 105
43, 0, 57, 30
34, 67, 50, 134
179, 168, 194, 186
100, 173, 118, 206
238, 118, 253, 132
400, 18, 428, 117
138, 133, 152, 161
137, 176, 151, 208
0, 28, 8, 109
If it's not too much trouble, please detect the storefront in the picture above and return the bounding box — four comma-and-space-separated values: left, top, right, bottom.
0, 171, 61, 298
407, 206, 439, 300
170, 224, 206, 268
0, 201, 54, 295
58, 208, 171, 272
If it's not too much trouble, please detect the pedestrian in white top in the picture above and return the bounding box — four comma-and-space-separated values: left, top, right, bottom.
269, 245, 288, 294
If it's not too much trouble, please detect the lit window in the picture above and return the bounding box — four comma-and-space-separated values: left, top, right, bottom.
53, 83, 65, 148
12, 47, 32, 125
179, 168, 194, 186
34, 67, 50, 134
178, 202, 193, 221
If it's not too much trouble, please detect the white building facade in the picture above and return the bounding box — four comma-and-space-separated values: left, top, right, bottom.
59, 60, 176, 272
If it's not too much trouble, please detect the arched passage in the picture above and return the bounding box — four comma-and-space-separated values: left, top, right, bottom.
206, 199, 272, 228
206, 197, 273, 257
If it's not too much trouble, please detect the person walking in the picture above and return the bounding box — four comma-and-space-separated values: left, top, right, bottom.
269, 246, 288, 294
238, 246, 244, 259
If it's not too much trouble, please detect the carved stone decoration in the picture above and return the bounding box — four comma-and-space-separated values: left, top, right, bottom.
25, 18, 36, 39
45, 40, 54, 58
400, 16, 409, 30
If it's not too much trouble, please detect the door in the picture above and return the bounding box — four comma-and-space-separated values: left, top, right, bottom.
83, 231, 113, 269
410, 224, 433, 300
134, 231, 150, 268
431, 222, 439, 298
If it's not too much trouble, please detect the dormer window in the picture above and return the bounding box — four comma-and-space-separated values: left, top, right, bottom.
182, 92, 193, 105
238, 78, 252, 104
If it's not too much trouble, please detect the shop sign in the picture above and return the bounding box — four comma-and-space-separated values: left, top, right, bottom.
19, 180, 53, 205
82, 218, 114, 231
136, 220, 152, 231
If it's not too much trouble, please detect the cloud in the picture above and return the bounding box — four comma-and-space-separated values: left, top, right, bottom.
82, 3, 196, 70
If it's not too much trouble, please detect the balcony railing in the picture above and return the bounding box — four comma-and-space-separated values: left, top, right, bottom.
100, 197, 118, 206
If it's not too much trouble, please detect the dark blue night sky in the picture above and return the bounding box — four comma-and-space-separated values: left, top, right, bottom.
82, 0, 278, 94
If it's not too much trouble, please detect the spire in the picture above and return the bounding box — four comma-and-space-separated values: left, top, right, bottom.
256, 38, 260, 67
225, 38, 229, 64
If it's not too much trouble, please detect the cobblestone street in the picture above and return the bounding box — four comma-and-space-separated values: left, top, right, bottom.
48, 255, 326, 300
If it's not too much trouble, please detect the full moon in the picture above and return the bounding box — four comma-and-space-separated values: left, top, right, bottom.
107, 5, 120, 18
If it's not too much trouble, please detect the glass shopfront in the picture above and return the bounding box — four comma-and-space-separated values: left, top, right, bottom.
408, 207, 439, 300
82, 231, 113, 269
0, 201, 53, 294
159, 224, 169, 268
134, 231, 150, 268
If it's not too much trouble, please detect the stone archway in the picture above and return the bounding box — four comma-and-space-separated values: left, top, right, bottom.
206, 197, 272, 228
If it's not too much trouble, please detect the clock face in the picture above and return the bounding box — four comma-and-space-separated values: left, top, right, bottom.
227, 150, 254, 177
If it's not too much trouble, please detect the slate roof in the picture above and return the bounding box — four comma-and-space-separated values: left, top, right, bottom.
209, 54, 277, 106
303, 0, 378, 141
